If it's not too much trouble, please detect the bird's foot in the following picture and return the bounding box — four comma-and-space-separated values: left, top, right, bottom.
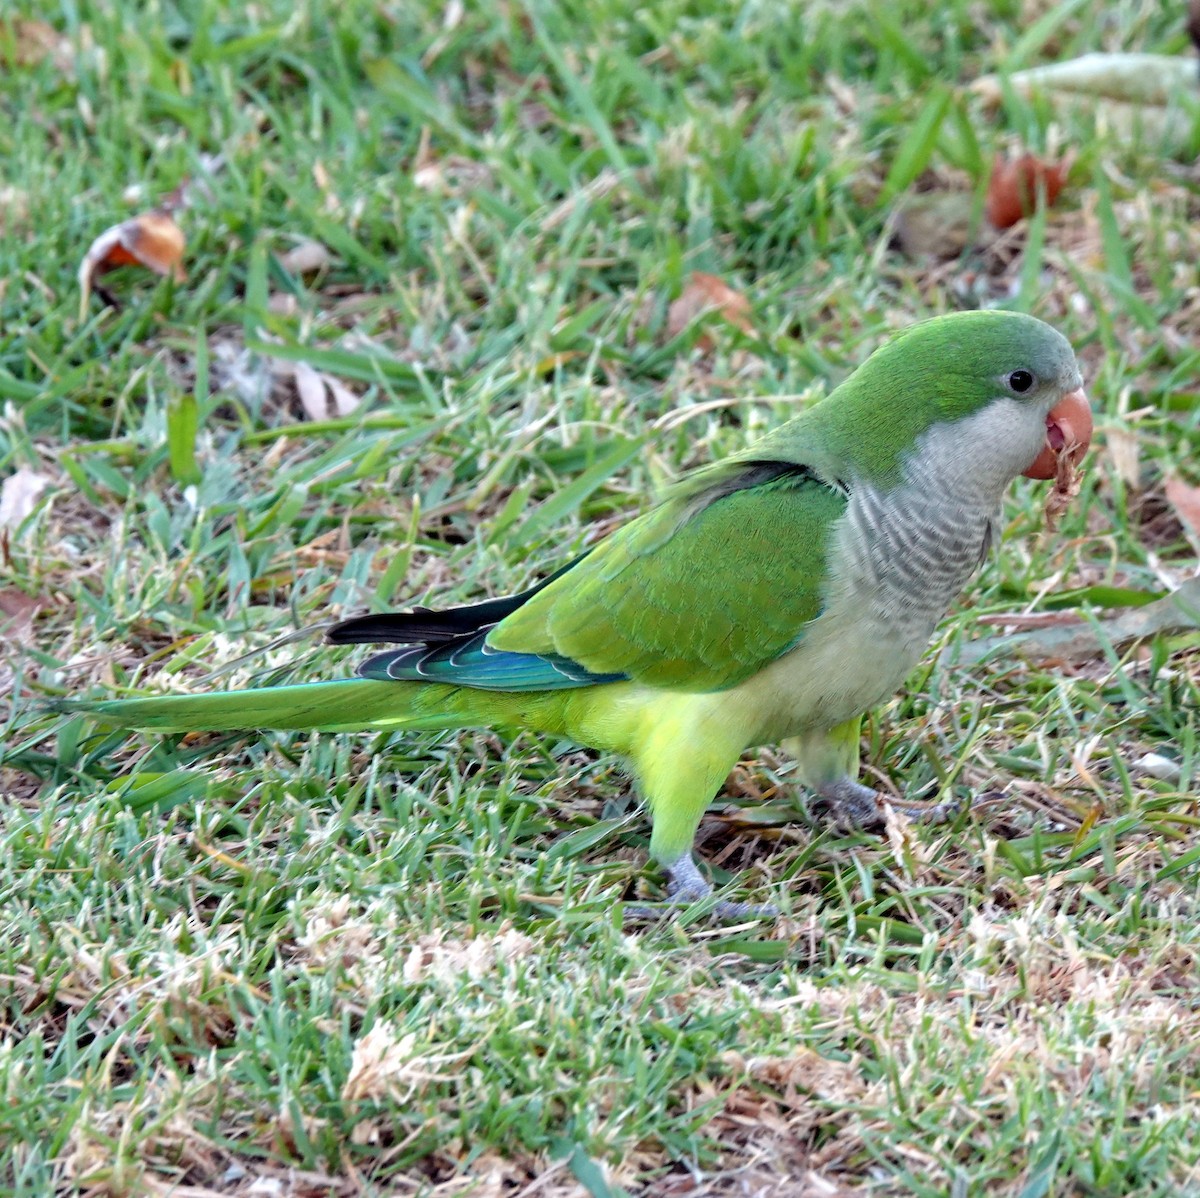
629, 854, 778, 922
815, 777, 960, 830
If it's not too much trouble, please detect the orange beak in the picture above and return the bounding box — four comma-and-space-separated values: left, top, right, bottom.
1022, 387, 1092, 480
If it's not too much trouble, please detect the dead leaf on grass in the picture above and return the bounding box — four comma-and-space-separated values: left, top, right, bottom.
1164, 475, 1200, 548
973, 54, 1200, 156
0, 466, 49, 532
974, 53, 1198, 108
0, 18, 72, 70
290, 362, 361, 421
1136, 752, 1182, 783
1105, 426, 1141, 489
78, 209, 186, 315
667, 271, 755, 349
986, 152, 1070, 229
950, 577, 1200, 666
893, 191, 975, 259
411, 127, 493, 194
0, 588, 42, 644
277, 238, 334, 275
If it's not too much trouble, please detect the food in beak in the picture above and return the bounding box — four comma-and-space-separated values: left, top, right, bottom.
1025, 387, 1092, 529
1023, 387, 1092, 480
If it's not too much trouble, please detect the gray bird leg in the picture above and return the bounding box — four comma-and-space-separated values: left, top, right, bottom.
662, 854, 778, 920
620, 855, 778, 921
814, 776, 960, 829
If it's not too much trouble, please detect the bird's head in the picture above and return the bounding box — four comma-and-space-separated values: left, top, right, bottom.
821, 310, 1092, 496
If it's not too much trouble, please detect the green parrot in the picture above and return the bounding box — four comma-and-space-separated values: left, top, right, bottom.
58, 310, 1092, 914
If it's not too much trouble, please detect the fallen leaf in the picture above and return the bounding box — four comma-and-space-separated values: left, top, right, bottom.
974, 53, 1198, 108
78, 209, 186, 314
278, 238, 334, 275
325, 376, 360, 416
986, 152, 1070, 229
667, 272, 755, 349
949, 577, 1200, 666
0, 467, 49, 531
1165, 475, 1200, 547
0, 18, 70, 70
1136, 752, 1182, 783
292, 362, 328, 421
973, 54, 1200, 157
290, 362, 361, 420
1105, 427, 1141, 489
0, 588, 42, 645
893, 191, 975, 260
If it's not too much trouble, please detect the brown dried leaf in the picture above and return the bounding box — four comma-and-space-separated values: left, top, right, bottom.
78, 209, 186, 314
667, 271, 755, 348
325, 376, 360, 416
893, 191, 974, 260
278, 238, 334, 275
1165, 475, 1200, 547
951, 577, 1200, 666
0, 588, 42, 645
290, 363, 361, 421
1105, 426, 1141, 489
0, 466, 49, 531
985, 152, 1070, 229
0, 19, 71, 69
292, 362, 329, 421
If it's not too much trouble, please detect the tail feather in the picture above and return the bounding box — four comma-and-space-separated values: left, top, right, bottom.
53, 679, 513, 735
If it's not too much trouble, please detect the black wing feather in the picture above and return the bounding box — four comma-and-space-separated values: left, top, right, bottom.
326, 555, 587, 646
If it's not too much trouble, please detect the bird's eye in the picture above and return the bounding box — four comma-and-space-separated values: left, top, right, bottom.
1007, 369, 1035, 394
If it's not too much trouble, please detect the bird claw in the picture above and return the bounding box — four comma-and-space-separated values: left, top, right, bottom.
816, 778, 962, 830
625, 854, 778, 922
887, 793, 962, 825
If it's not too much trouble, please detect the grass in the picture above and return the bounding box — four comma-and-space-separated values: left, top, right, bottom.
3, 0, 1200, 1193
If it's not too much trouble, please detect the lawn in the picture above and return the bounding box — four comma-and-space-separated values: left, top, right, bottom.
3, 0, 1200, 1194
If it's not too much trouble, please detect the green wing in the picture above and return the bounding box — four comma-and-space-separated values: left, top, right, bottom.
488, 461, 847, 691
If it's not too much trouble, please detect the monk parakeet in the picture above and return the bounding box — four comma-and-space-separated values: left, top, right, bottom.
58, 310, 1091, 914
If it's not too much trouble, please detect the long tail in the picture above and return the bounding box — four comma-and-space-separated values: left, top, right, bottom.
52, 678, 546, 736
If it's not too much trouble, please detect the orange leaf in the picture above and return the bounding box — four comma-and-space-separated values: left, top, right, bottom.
985, 152, 1070, 229
78, 209, 186, 314
666, 272, 754, 348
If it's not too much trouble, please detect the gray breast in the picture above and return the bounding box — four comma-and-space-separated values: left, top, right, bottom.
840, 473, 998, 646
